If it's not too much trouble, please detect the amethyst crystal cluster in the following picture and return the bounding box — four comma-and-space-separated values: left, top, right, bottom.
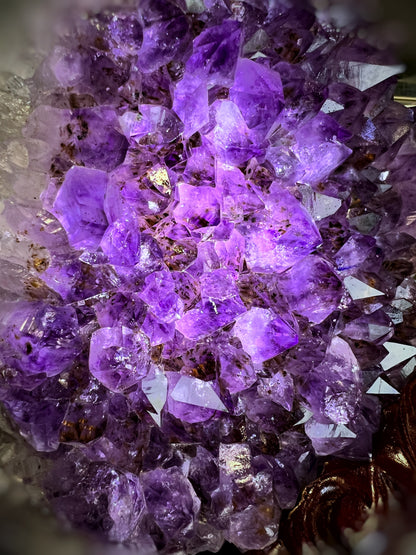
0, 0, 415, 552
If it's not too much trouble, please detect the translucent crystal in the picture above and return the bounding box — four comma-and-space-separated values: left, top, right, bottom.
380, 342, 416, 371
233, 307, 298, 364
366, 377, 399, 395
171, 375, 227, 412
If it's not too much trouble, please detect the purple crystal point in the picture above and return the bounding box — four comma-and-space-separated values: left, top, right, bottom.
107, 472, 145, 542
257, 371, 294, 411
69, 107, 129, 172
233, 307, 298, 364
230, 57, 284, 140
3, 391, 68, 452
142, 312, 175, 346
292, 113, 352, 185
100, 218, 142, 266
107, 12, 143, 56
278, 255, 343, 324
237, 183, 321, 273
207, 100, 262, 165
218, 343, 257, 394
104, 161, 171, 224
173, 182, 220, 230
120, 105, 184, 147
170, 374, 227, 413
216, 163, 264, 222
304, 419, 358, 456
139, 270, 183, 322
186, 19, 241, 86
173, 73, 209, 138
200, 268, 239, 300
175, 295, 246, 341
89, 326, 150, 392
342, 309, 394, 344
141, 467, 200, 543
47, 46, 85, 87
53, 166, 108, 250
165, 374, 215, 424
0, 302, 80, 382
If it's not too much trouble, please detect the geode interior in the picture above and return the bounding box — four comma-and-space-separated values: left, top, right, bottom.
0, 0, 416, 553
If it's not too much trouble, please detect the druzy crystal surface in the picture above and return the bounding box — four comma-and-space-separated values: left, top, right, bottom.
0, 0, 415, 553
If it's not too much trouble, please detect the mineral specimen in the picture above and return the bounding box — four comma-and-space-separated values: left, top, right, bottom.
0, 0, 414, 553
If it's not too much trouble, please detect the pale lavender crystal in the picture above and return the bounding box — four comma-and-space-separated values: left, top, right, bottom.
89, 326, 150, 392
167, 373, 227, 423
165, 373, 215, 423
217, 343, 257, 394
216, 163, 264, 223
137, 0, 190, 72
278, 255, 343, 324
292, 113, 353, 185
214, 228, 245, 269
100, 218, 142, 266
183, 138, 216, 186
176, 297, 246, 341
173, 73, 209, 138
233, 308, 298, 364
120, 106, 184, 147
207, 100, 263, 165
304, 419, 358, 456
139, 270, 183, 322
200, 268, 239, 300
173, 182, 220, 229
53, 166, 108, 249
107, 472, 145, 542
237, 183, 321, 273
229, 57, 284, 140
47, 46, 86, 87
257, 372, 294, 411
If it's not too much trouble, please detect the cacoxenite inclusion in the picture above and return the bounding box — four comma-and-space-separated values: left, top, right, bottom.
0, 0, 415, 552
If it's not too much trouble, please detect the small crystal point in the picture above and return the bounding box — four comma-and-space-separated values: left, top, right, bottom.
321, 99, 344, 113
338, 61, 405, 91
366, 377, 399, 395
402, 357, 416, 378
344, 276, 384, 300
380, 342, 416, 371
171, 375, 228, 412
142, 368, 168, 419
53, 166, 108, 249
